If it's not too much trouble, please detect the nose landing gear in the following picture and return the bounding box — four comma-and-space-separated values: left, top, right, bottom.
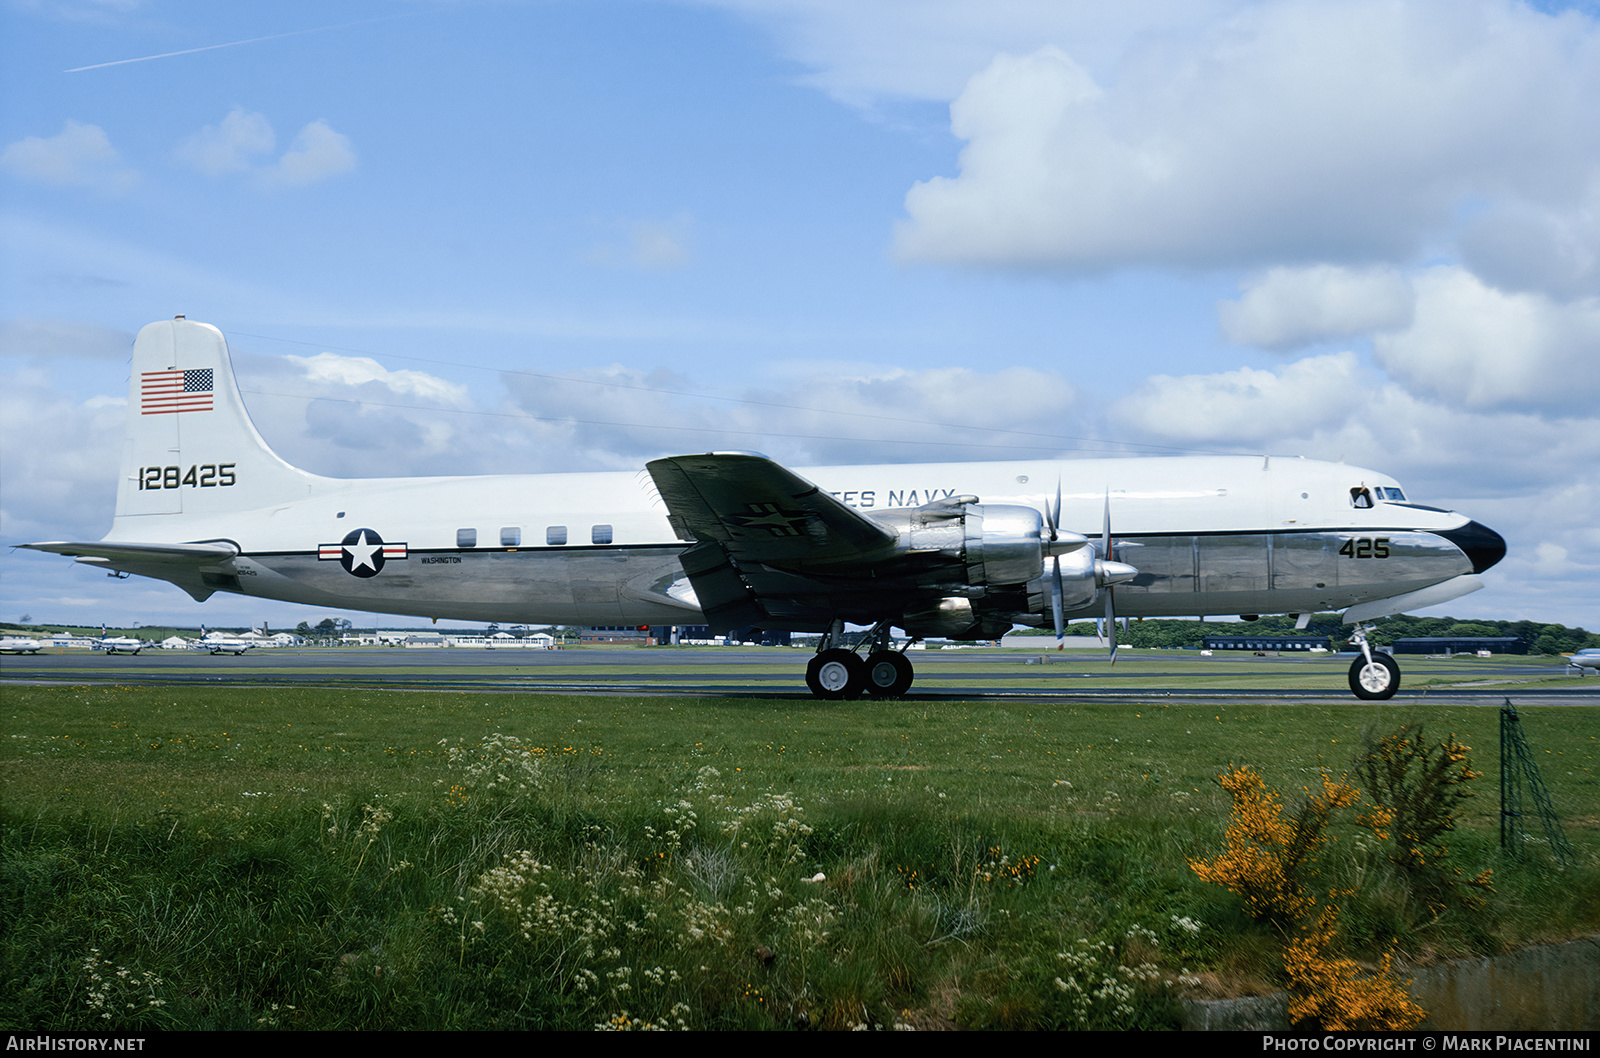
1347, 624, 1401, 700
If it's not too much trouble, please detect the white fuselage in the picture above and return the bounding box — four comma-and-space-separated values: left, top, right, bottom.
111, 454, 1482, 628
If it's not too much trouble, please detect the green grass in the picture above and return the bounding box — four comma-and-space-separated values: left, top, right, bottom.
2, 684, 1596, 1030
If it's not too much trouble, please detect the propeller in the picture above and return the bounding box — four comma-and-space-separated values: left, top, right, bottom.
1042, 480, 1090, 649
1095, 491, 1140, 664
1048, 481, 1065, 647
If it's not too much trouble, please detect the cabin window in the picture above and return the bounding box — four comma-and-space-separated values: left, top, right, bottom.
547, 526, 567, 546
457, 528, 477, 548
592, 524, 613, 545
1350, 486, 1373, 509
500, 527, 520, 547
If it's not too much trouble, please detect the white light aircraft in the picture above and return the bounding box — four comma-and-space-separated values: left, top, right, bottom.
96, 635, 145, 655
1568, 649, 1600, 675
195, 629, 257, 655
23, 318, 1507, 700
0, 636, 43, 654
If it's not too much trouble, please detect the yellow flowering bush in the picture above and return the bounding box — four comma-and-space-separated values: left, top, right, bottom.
1187, 766, 1358, 927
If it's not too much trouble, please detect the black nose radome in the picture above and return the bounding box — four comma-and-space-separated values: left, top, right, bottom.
1437, 520, 1507, 574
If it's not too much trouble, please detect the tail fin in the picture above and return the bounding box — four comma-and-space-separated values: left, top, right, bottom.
112, 317, 319, 530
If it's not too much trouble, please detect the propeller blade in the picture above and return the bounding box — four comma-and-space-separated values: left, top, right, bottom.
1105, 586, 1118, 664
1051, 555, 1065, 647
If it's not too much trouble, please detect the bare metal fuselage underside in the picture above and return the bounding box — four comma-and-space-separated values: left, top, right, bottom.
207, 525, 1469, 629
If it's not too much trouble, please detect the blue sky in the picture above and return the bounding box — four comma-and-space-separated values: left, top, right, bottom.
2, 0, 1597, 631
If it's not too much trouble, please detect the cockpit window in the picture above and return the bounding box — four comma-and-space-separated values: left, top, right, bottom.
1350, 486, 1373, 509
1378, 487, 1407, 502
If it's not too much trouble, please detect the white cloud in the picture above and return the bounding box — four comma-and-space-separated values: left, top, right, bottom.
894, 0, 1600, 273
1372, 267, 1600, 412
696, 0, 1233, 105
172, 112, 355, 188
225, 352, 476, 474
174, 107, 275, 176
0, 120, 136, 193
1457, 175, 1600, 298
1109, 352, 1371, 444
286, 352, 471, 407
0, 364, 125, 542
264, 120, 356, 187
1219, 266, 1415, 350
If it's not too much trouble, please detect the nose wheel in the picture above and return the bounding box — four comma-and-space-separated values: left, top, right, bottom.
1348, 652, 1401, 700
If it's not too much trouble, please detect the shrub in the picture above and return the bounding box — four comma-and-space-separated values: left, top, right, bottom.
1186, 766, 1359, 929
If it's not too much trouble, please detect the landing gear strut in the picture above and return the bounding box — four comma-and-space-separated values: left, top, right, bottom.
1347, 623, 1400, 700
805, 620, 915, 699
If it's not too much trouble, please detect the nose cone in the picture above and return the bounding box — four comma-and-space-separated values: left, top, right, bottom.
1438, 520, 1507, 574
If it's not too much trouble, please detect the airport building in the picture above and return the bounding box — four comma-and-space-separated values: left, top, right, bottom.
1201, 634, 1333, 652
1388, 636, 1525, 656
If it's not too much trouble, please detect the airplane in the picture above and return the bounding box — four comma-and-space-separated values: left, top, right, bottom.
195, 629, 257, 655
0, 636, 43, 654
96, 635, 145, 655
21, 317, 1507, 701
1568, 648, 1600, 675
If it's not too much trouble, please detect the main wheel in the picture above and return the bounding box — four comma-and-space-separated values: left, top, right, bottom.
863, 650, 914, 697
806, 649, 864, 699
1348, 653, 1400, 700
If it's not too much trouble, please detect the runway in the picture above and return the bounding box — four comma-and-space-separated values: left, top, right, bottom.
4, 646, 1595, 705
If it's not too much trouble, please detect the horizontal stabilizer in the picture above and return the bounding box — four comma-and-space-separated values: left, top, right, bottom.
20, 540, 240, 602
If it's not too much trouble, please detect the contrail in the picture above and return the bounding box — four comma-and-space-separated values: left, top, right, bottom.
64, 13, 418, 73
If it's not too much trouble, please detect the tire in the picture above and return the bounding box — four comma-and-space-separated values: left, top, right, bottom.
863, 650, 914, 698
806, 649, 864, 699
1348, 653, 1400, 700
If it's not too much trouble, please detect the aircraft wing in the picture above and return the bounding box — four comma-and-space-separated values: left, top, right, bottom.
647, 453, 904, 632
647, 453, 895, 565
19, 540, 240, 602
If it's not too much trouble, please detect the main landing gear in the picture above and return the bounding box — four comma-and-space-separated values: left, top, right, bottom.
1346, 623, 1400, 700
805, 620, 915, 699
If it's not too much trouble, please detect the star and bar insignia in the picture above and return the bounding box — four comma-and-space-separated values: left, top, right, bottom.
726, 502, 810, 537
318, 528, 407, 578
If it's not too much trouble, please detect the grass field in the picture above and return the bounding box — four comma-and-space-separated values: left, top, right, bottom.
2, 677, 1596, 1030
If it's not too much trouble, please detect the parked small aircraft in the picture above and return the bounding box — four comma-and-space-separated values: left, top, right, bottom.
96, 635, 144, 655
196, 630, 256, 655
1568, 648, 1600, 675
0, 636, 42, 654
24, 318, 1506, 700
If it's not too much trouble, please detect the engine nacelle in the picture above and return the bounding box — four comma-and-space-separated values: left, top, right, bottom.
1046, 545, 1103, 611
866, 500, 1056, 587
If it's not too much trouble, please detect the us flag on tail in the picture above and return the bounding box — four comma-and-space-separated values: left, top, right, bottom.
141, 368, 213, 415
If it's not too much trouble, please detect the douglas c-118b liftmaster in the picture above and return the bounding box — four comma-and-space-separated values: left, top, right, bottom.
24, 318, 1506, 700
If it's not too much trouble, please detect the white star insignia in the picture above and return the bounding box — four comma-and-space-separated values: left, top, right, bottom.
344, 531, 382, 571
